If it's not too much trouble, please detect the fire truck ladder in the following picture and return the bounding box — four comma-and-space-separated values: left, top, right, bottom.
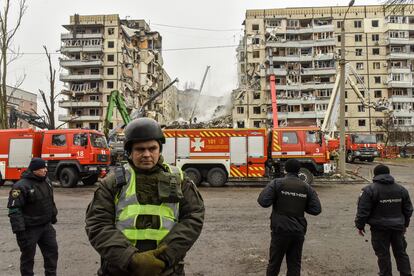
321, 63, 389, 137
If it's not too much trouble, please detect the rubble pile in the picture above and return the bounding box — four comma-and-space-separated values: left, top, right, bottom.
164, 114, 232, 129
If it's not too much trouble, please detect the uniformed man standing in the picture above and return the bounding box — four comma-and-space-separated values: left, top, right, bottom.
7, 157, 58, 276
85, 118, 205, 276
258, 159, 321, 276
355, 164, 413, 276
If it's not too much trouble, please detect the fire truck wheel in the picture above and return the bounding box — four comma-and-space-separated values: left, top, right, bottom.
298, 168, 314, 185
59, 167, 79, 188
82, 174, 99, 186
346, 152, 354, 163
184, 168, 202, 186
207, 168, 227, 187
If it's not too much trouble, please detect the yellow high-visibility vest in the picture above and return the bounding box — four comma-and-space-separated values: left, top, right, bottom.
115, 164, 183, 245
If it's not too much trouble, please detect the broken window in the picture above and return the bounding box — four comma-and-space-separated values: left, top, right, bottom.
358, 105, 365, 112
253, 106, 261, 114
358, 119, 366, 126
356, 49, 362, 56
108, 28, 115, 35
253, 121, 261, 128
90, 69, 100, 75
356, 62, 364, 70
374, 90, 382, 98
89, 109, 100, 116
253, 92, 260, 100
372, 48, 380, 55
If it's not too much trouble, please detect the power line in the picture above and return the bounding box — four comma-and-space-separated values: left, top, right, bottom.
5, 44, 240, 55
152, 23, 240, 32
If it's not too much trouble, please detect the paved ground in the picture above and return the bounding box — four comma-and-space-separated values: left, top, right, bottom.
0, 159, 413, 275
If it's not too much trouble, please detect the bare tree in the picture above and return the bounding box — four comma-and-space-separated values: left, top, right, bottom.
0, 0, 27, 129
38, 46, 57, 129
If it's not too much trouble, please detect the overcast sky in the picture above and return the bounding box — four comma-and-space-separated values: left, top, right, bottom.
7, 0, 383, 114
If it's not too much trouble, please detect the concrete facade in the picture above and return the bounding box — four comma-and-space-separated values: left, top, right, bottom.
235, 5, 414, 141
59, 14, 178, 130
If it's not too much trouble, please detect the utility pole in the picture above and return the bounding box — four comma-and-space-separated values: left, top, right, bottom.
339, 0, 355, 177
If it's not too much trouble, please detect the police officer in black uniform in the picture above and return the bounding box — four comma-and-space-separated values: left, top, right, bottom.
7, 157, 58, 276
258, 159, 321, 276
355, 164, 413, 276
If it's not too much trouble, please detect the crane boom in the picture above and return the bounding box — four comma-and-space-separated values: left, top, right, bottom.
321, 63, 389, 137
9, 107, 50, 129
189, 66, 210, 125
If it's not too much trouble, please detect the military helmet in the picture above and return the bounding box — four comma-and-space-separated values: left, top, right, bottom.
123, 117, 165, 152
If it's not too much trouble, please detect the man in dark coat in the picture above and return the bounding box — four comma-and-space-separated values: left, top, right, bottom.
355, 164, 413, 276
7, 157, 58, 276
258, 159, 322, 276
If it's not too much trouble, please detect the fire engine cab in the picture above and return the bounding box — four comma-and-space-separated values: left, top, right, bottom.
0, 128, 110, 187
163, 127, 332, 186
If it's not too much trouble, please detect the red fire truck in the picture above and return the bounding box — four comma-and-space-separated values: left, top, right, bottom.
327, 134, 380, 163
0, 128, 110, 187
163, 126, 332, 186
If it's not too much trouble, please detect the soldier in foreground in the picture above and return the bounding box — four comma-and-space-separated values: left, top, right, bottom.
258, 159, 321, 276
85, 117, 205, 276
355, 164, 413, 276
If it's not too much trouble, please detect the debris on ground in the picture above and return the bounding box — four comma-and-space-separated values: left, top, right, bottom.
165, 114, 232, 129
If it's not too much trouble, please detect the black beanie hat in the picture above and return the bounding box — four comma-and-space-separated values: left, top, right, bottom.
285, 159, 301, 173
374, 164, 390, 176
28, 158, 46, 171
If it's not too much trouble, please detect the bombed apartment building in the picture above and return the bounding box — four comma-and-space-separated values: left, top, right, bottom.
235, 5, 414, 142
59, 14, 178, 130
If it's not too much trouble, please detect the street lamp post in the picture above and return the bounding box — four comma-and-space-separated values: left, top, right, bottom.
339, 0, 355, 176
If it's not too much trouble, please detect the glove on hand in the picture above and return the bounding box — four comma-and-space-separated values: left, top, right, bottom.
129, 245, 167, 276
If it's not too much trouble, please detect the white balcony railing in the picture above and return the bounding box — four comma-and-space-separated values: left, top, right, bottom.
58, 101, 103, 108
60, 59, 103, 68
58, 114, 102, 122
60, 73, 104, 82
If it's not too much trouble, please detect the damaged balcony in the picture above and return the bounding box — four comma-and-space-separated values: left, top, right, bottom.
58, 114, 101, 122
60, 58, 103, 68
61, 33, 103, 40
58, 100, 103, 108
60, 73, 104, 82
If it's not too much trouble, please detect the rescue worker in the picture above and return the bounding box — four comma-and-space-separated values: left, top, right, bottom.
7, 157, 58, 276
355, 164, 413, 276
258, 159, 321, 276
85, 117, 205, 276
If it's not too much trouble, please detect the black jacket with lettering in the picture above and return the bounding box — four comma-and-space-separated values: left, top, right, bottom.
355, 174, 413, 231
257, 173, 322, 235
7, 170, 57, 233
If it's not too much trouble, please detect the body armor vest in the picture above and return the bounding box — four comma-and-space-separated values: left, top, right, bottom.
275, 177, 308, 217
